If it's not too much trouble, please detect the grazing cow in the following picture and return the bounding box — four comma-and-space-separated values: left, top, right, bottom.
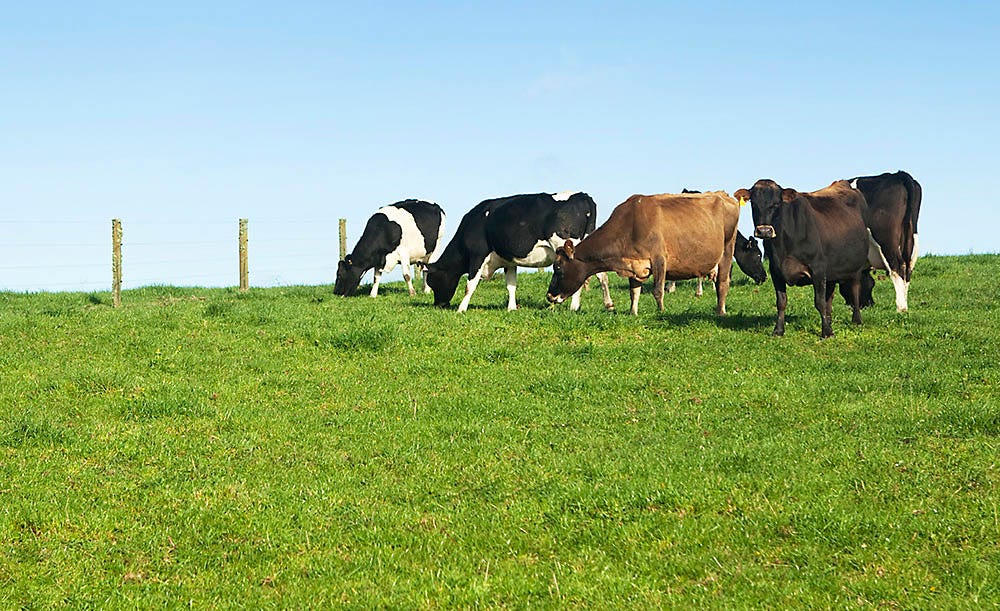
334, 199, 445, 297
423, 192, 612, 312
734, 179, 871, 338
546, 191, 740, 316
849, 170, 922, 312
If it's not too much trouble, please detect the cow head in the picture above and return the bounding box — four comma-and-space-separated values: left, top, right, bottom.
736, 179, 793, 240
423, 262, 460, 307
734, 232, 767, 284
333, 256, 364, 296
546, 240, 589, 305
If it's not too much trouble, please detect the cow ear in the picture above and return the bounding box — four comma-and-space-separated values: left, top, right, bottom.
781, 189, 798, 203
561, 240, 575, 259
733, 188, 750, 201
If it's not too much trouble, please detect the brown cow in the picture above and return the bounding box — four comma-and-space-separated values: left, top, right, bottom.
546, 191, 740, 315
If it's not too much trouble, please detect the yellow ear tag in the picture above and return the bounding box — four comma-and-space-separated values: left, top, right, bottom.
738, 196, 746, 207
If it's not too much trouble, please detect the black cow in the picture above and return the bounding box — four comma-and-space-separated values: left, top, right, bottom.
734, 179, 871, 338
849, 171, 922, 312
423, 192, 611, 312
334, 199, 445, 297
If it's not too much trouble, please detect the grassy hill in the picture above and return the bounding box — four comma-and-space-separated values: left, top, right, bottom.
2, 255, 998, 607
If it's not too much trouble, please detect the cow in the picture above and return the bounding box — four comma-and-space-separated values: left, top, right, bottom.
423, 191, 612, 312
734, 179, 872, 338
334, 199, 445, 298
546, 191, 740, 316
848, 170, 922, 312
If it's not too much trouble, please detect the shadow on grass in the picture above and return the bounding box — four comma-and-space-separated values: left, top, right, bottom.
646, 310, 780, 332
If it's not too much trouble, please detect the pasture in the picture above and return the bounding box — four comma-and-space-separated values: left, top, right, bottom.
2, 255, 998, 607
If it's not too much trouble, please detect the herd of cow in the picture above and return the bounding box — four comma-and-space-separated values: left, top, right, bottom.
333, 171, 921, 338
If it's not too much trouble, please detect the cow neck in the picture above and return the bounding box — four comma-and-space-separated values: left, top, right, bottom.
570, 229, 617, 276
432, 237, 468, 272
346, 248, 383, 272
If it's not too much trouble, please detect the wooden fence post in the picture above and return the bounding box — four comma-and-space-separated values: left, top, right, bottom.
239, 218, 249, 292
339, 218, 347, 261
112, 218, 122, 307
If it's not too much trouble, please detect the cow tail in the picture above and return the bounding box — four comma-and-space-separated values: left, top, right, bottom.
899, 171, 922, 281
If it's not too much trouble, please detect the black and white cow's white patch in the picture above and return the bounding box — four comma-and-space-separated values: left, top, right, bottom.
334, 199, 445, 297
424, 192, 611, 312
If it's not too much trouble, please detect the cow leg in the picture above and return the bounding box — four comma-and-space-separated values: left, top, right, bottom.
814, 278, 834, 339
401, 260, 416, 296
505, 266, 519, 311
370, 270, 382, 298
695, 277, 703, 297
457, 254, 502, 313
889, 271, 909, 313
773, 278, 787, 337
666, 281, 676, 294
846, 278, 864, 325
715, 260, 732, 318
597, 272, 614, 311
651, 256, 668, 312
628, 278, 642, 315
421, 259, 433, 293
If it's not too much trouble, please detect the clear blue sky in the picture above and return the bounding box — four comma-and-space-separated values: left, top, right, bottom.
2, 1, 998, 291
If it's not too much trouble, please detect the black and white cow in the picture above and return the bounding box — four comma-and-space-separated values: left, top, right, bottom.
334, 199, 445, 297
848, 171, 922, 312
423, 191, 612, 312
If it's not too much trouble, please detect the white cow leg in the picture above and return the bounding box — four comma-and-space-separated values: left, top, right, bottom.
457, 255, 501, 313
890, 271, 909, 313
457, 276, 482, 313
370, 271, 382, 298
629, 279, 642, 315
695, 277, 703, 297
597, 272, 614, 311
402, 261, 416, 296
505, 266, 518, 310
569, 285, 582, 311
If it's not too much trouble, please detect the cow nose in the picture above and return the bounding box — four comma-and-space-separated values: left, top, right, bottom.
754, 225, 775, 239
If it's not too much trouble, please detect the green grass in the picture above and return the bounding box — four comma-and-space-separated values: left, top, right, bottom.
2, 256, 999, 608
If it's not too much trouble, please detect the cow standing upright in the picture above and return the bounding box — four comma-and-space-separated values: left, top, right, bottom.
334, 200, 445, 298
546, 191, 740, 316
849, 171, 922, 312
423, 192, 612, 312
734, 179, 871, 338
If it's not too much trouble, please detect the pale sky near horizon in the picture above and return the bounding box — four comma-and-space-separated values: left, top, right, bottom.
2, 1, 998, 292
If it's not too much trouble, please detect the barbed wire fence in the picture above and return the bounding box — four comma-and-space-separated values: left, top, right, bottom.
0, 218, 356, 305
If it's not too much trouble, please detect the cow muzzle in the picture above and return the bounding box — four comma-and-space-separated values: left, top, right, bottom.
546, 293, 564, 304
754, 225, 776, 239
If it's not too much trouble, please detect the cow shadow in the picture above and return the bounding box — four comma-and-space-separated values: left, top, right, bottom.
648, 310, 782, 332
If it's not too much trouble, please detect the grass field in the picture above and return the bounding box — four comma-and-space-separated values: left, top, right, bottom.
2, 255, 999, 608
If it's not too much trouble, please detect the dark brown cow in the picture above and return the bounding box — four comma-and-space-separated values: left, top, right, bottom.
734, 179, 870, 338
849, 171, 922, 312
546, 191, 740, 315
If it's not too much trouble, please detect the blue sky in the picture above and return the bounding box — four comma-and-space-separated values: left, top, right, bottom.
2, 1, 998, 291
